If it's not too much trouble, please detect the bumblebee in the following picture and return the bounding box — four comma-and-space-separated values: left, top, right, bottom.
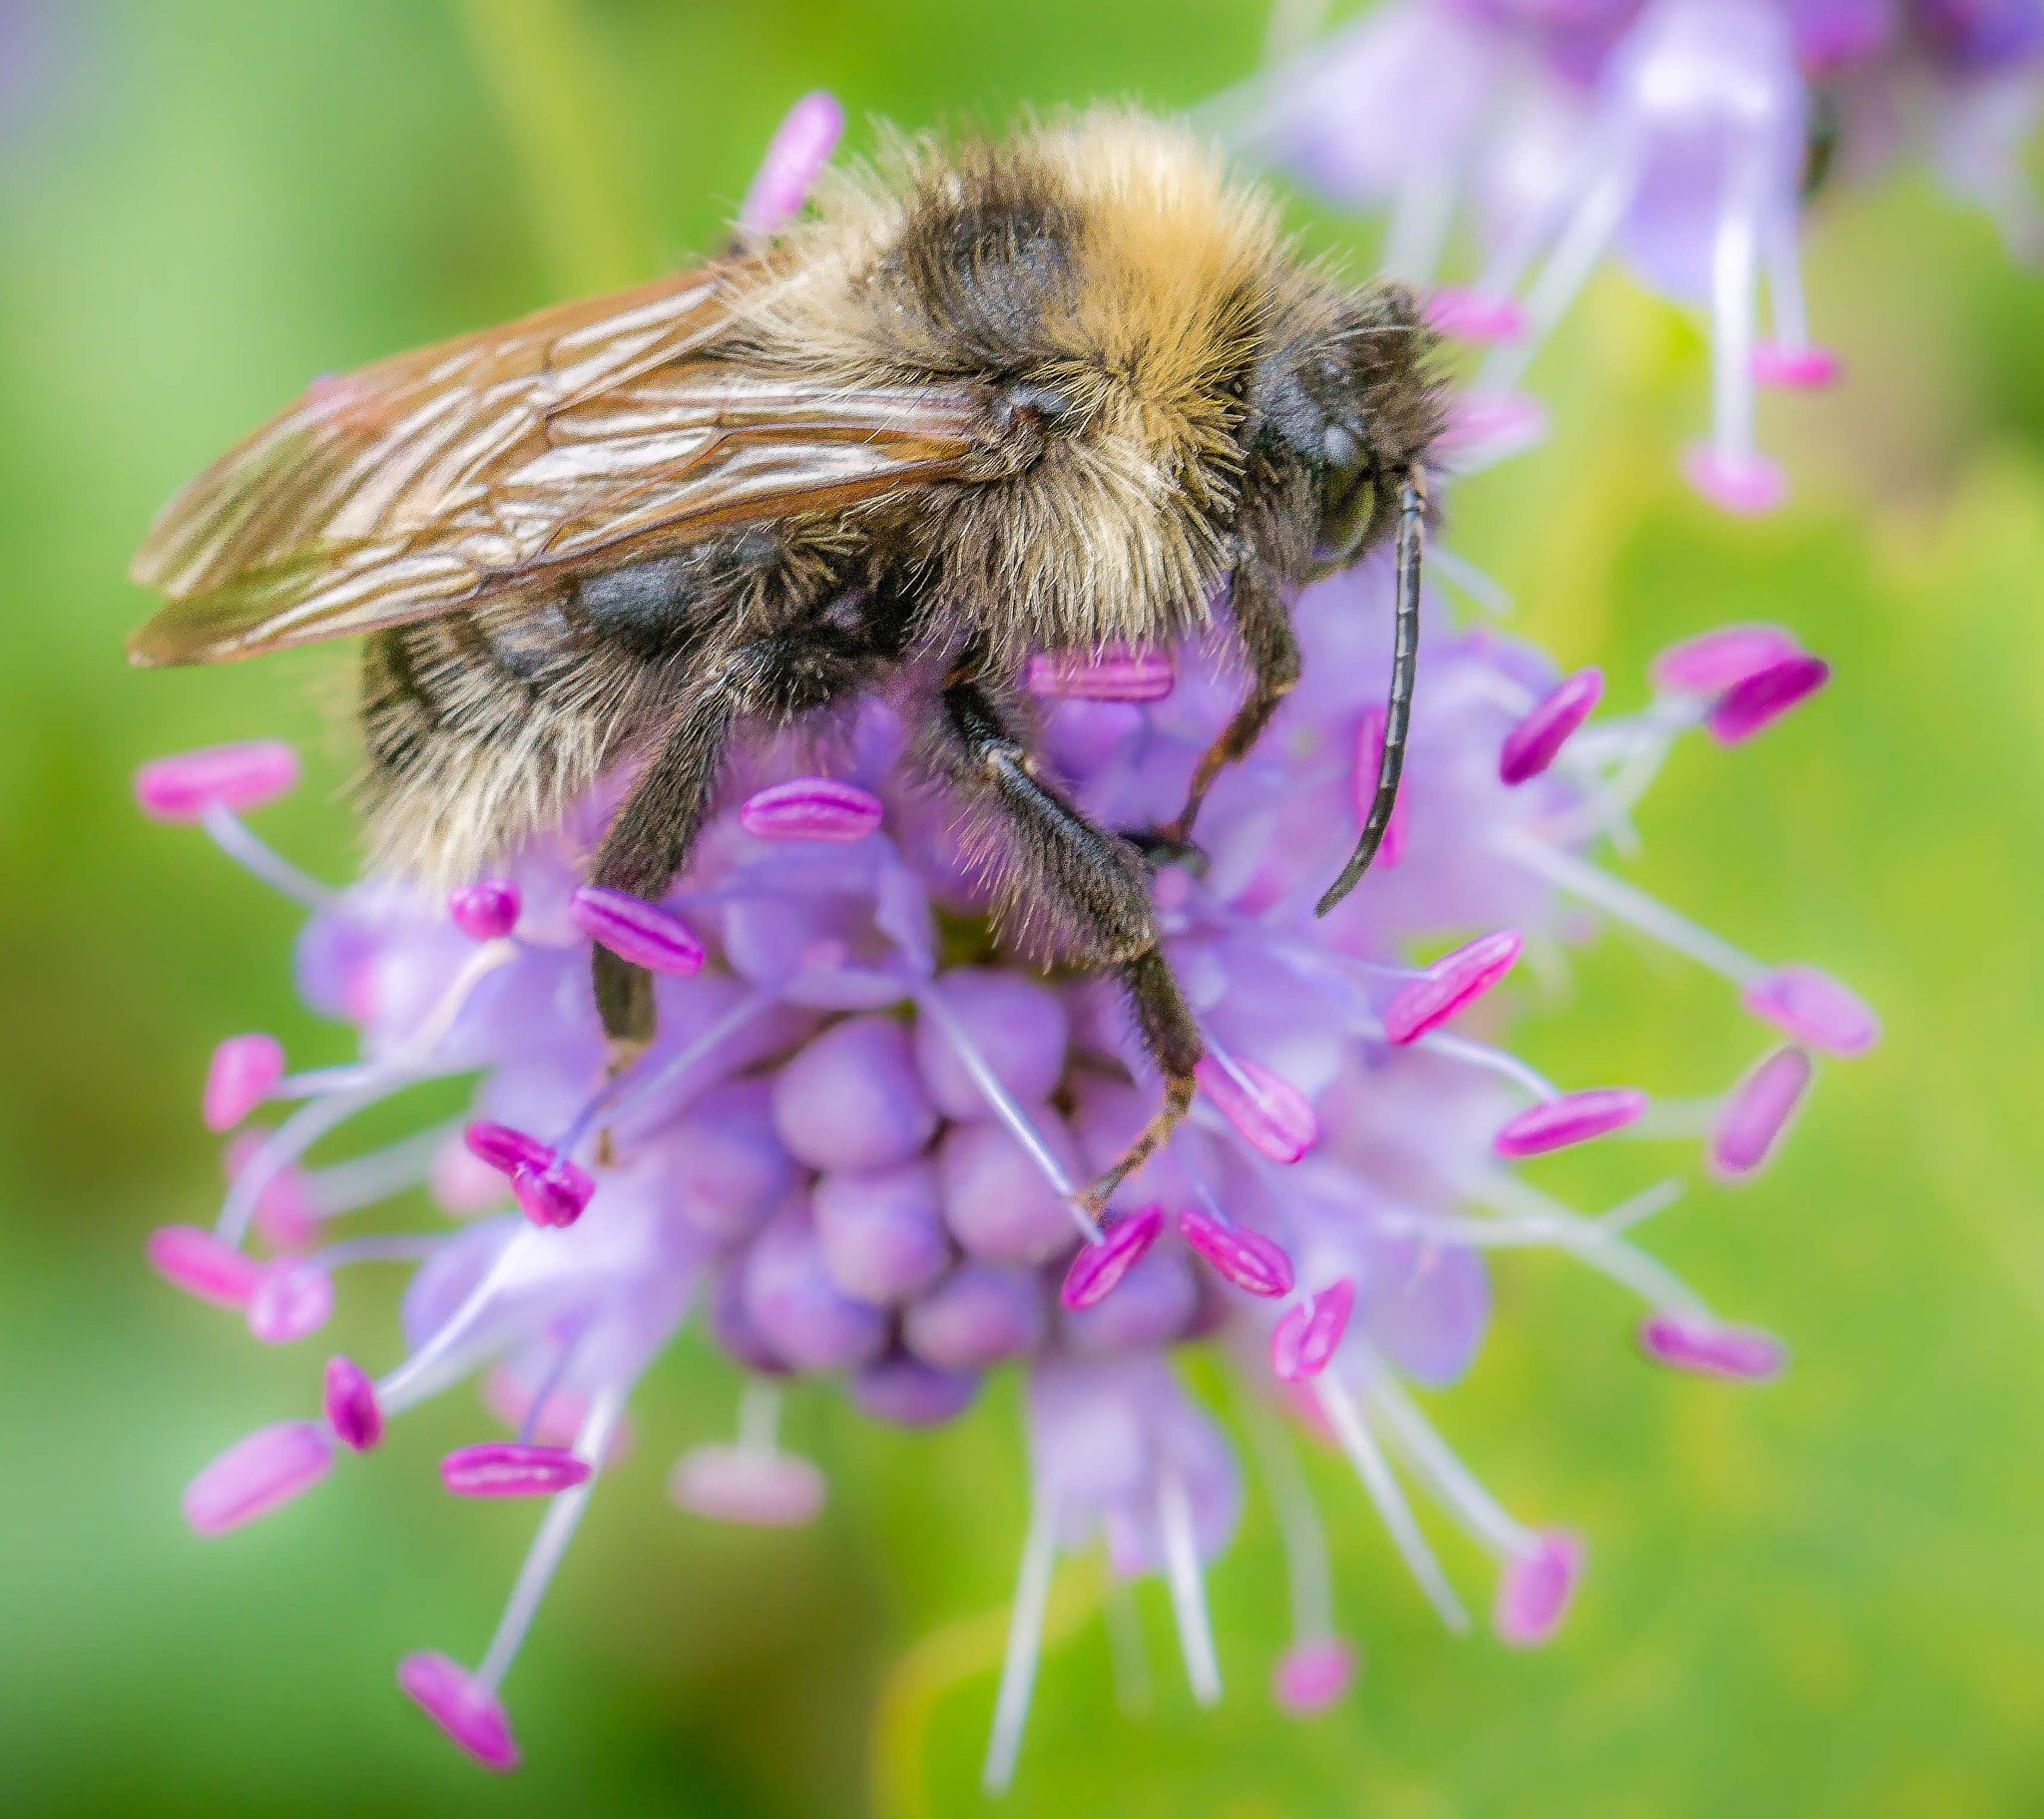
129, 111, 1443, 1212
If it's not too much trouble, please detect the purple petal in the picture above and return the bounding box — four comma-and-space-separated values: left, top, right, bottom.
1271, 1636, 1357, 1714
1650, 624, 1801, 695
147, 1224, 261, 1309
1708, 655, 1831, 743
1177, 1208, 1295, 1297
202, 1034, 283, 1133
1382, 930, 1522, 1044
742, 1205, 890, 1371
246, 1262, 333, 1344
184, 1421, 333, 1536
323, 1355, 383, 1452
771, 1015, 938, 1172
902, 1261, 1047, 1368
1061, 1243, 1199, 1355
937, 1113, 1082, 1263
1493, 1088, 1647, 1157
1024, 644, 1177, 701
448, 879, 521, 941
740, 776, 884, 842
1638, 1312, 1788, 1381
440, 1442, 591, 1497
1270, 1278, 1355, 1381
1494, 1530, 1585, 1647
1711, 1046, 1813, 1176
913, 968, 1070, 1121
396, 1652, 520, 1772
1196, 1053, 1316, 1162
848, 1356, 983, 1427
569, 886, 705, 977
134, 740, 298, 822
667, 1077, 797, 1235
1742, 965, 1878, 1056
1362, 1237, 1490, 1387
812, 1159, 951, 1303
1060, 1205, 1165, 1310
1499, 667, 1604, 785
668, 1443, 826, 1525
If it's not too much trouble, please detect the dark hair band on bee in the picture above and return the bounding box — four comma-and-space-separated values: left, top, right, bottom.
1315, 468, 1426, 918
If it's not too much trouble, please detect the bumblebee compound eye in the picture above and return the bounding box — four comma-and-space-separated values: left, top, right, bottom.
1313, 451, 1376, 571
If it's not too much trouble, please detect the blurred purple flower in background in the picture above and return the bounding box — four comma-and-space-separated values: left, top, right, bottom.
133, 81, 1887, 1790
1221, 0, 2044, 508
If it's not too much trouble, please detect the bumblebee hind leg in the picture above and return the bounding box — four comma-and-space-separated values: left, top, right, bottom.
930, 664, 1203, 1217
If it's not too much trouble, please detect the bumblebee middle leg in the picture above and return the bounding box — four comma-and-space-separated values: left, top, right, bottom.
1152, 560, 1299, 850
934, 668, 1203, 1215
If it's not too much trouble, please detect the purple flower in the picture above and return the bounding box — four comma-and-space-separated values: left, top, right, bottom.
1223, 0, 2043, 504
134, 87, 1876, 1792
139, 544, 1869, 1780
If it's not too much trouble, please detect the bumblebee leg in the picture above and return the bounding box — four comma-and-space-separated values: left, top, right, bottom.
588, 678, 744, 1064
1156, 561, 1299, 847
935, 669, 1203, 1215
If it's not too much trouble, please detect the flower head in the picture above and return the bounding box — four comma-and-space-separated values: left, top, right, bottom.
144, 545, 1868, 1779
134, 85, 1878, 1793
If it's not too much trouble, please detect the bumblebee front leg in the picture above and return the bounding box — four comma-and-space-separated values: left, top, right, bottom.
935, 669, 1203, 1215
1154, 561, 1299, 849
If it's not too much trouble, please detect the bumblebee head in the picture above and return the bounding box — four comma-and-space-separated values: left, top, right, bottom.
1246, 279, 1443, 574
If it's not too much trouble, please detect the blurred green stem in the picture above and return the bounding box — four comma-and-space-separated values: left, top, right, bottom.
454, 0, 658, 295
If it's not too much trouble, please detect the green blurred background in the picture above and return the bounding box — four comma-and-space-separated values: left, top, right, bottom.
3, 2, 2043, 1813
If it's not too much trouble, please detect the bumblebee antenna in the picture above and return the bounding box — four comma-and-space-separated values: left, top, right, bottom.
1315, 469, 1425, 917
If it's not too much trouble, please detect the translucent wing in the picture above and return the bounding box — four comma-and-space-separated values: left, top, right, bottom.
128, 265, 993, 665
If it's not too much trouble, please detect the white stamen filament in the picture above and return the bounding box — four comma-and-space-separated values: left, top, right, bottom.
307, 1232, 443, 1270
1479, 144, 1642, 396
1383, 160, 1457, 287
1409, 1030, 1560, 1102
1494, 831, 1767, 986
1240, 1395, 1335, 1644
916, 985, 1100, 1244
216, 1080, 403, 1247
476, 1382, 625, 1692
738, 1379, 781, 1454
1623, 1096, 1721, 1139
983, 1491, 1062, 1796
1361, 1357, 1538, 1561
199, 802, 334, 909
1428, 544, 1514, 619
215, 944, 518, 1247
1468, 1170, 1711, 1316
374, 1228, 547, 1415
1157, 1466, 1223, 1706
1763, 203, 1809, 352
1375, 1176, 1682, 1250
1103, 1575, 1154, 1716
1313, 1375, 1471, 1633
555, 989, 776, 1159
301, 1124, 457, 1218
514, 1324, 587, 1447
402, 938, 519, 1060
1710, 152, 1767, 462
